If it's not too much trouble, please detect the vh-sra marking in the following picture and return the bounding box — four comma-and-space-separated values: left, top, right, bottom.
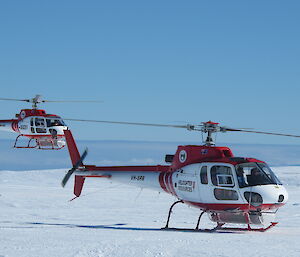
131, 175, 145, 181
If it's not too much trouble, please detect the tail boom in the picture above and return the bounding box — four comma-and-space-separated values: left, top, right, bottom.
63, 129, 171, 197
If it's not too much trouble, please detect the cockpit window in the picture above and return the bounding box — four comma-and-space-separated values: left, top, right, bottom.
46, 119, 65, 127
235, 162, 282, 188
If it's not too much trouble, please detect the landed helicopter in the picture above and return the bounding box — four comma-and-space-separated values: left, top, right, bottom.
61, 120, 300, 232
0, 95, 99, 150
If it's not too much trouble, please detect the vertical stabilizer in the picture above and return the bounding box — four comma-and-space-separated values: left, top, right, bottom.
74, 175, 85, 197
63, 129, 86, 197
64, 129, 81, 166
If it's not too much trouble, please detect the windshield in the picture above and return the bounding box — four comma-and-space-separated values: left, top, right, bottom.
46, 118, 66, 127
235, 162, 282, 188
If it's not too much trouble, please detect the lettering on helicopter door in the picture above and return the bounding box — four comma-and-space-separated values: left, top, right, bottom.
178, 180, 195, 192
19, 125, 28, 130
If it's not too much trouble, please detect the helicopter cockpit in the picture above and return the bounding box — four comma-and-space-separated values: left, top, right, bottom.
235, 162, 282, 188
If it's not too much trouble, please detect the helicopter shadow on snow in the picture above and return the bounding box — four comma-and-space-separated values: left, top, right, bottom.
0, 221, 240, 234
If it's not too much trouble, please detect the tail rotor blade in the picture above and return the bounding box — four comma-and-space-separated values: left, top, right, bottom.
61, 148, 88, 187
61, 167, 76, 188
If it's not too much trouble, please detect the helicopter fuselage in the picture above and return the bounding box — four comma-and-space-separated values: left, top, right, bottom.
0, 109, 68, 149
64, 130, 287, 229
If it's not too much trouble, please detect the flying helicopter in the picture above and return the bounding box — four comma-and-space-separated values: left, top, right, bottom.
0, 95, 100, 150
61, 120, 300, 232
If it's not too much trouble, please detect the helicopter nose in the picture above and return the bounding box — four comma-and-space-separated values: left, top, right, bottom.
277, 186, 288, 203
266, 185, 289, 204
244, 185, 288, 207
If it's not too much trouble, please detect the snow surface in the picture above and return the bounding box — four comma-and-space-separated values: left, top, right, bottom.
0, 167, 300, 257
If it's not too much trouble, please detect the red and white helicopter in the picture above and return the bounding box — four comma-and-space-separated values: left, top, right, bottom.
0, 95, 99, 150
61, 120, 300, 232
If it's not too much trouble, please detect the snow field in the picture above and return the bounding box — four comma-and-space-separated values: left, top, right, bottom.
0, 167, 300, 257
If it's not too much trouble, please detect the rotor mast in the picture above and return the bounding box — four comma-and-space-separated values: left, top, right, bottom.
31, 95, 42, 109
201, 121, 224, 146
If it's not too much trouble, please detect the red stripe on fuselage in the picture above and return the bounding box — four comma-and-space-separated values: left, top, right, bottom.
168, 172, 177, 197
84, 165, 169, 172
165, 173, 173, 195
159, 172, 169, 193
21, 134, 65, 138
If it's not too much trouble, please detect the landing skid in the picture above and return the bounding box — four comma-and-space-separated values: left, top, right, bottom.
162, 222, 278, 233
13, 135, 64, 150
161, 227, 230, 233
14, 135, 37, 149
162, 200, 278, 233
216, 222, 278, 232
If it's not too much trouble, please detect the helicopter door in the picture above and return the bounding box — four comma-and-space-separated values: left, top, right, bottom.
34, 118, 47, 133
210, 165, 239, 202
174, 164, 199, 202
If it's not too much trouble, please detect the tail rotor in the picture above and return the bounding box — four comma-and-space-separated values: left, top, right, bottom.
61, 148, 88, 187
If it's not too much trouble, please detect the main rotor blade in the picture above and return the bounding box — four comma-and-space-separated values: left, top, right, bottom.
43, 100, 103, 103
0, 98, 30, 102
225, 128, 300, 138
61, 148, 88, 187
64, 118, 194, 130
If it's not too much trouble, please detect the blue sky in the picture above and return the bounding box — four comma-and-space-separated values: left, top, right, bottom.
0, 0, 300, 145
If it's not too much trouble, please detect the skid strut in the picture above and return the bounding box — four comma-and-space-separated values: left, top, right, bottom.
13, 135, 37, 149
195, 211, 205, 230
163, 200, 183, 229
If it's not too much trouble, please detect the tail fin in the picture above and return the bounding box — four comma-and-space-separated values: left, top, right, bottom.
63, 129, 85, 197
74, 175, 85, 197
64, 129, 81, 166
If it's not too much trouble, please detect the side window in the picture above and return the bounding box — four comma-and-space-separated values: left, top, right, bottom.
211, 166, 234, 187
36, 128, 46, 133
30, 118, 35, 133
200, 166, 208, 184
35, 118, 46, 133
214, 188, 239, 200
35, 118, 45, 127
